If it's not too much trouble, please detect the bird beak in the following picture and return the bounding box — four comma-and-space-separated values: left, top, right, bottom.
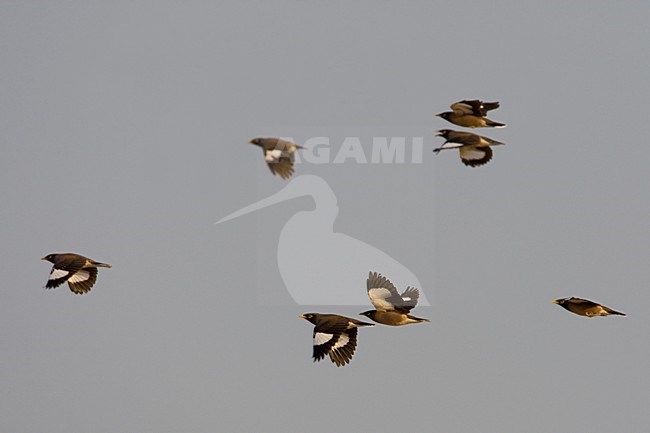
435, 131, 443, 136
248, 140, 255, 145
435, 113, 442, 118
551, 300, 559, 304
40, 257, 47, 261
299, 314, 306, 319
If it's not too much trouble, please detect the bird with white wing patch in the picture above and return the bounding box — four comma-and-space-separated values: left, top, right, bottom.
299, 313, 374, 367
249, 137, 304, 180
359, 271, 430, 326
433, 129, 504, 167
41, 253, 111, 295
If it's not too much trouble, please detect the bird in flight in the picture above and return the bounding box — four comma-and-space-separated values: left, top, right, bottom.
552, 297, 626, 317
359, 271, 429, 326
434, 129, 504, 167
249, 137, 303, 180
436, 99, 506, 128
299, 313, 374, 367
41, 253, 112, 294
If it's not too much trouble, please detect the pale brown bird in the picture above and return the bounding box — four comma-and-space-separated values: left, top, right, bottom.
249, 137, 303, 180
359, 271, 429, 326
41, 253, 112, 294
552, 297, 626, 317
300, 313, 374, 367
434, 129, 504, 167
436, 100, 506, 128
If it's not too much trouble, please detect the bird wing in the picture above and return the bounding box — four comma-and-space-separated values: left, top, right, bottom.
450, 101, 477, 115
460, 146, 492, 167
311, 317, 350, 362
568, 298, 599, 308
452, 100, 499, 116
267, 156, 295, 179
399, 287, 420, 312
45, 256, 86, 289
67, 267, 98, 294
327, 328, 358, 367
366, 271, 404, 311
264, 143, 297, 180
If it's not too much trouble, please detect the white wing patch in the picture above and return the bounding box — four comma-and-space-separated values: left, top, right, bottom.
264, 149, 283, 162
440, 141, 464, 150
332, 333, 350, 350
460, 146, 486, 161
68, 270, 91, 283
368, 287, 397, 311
314, 332, 334, 346
49, 268, 69, 280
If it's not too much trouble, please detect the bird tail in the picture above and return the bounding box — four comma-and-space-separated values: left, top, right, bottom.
485, 119, 506, 128
406, 315, 430, 323
354, 320, 375, 327
91, 261, 112, 268
604, 307, 626, 316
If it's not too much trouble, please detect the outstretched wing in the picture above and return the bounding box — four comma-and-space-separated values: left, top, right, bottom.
366, 271, 404, 311
399, 287, 420, 312
44, 256, 86, 289
67, 267, 98, 294
267, 156, 295, 180
460, 145, 492, 167
452, 100, 499, 116
312, 318, 349, 362
327, 328, 358, 367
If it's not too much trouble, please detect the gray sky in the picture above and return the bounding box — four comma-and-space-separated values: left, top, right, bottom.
2, 1, 650, 432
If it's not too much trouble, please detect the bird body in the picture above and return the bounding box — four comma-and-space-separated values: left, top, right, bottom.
436, 100, 506, 128
434, 129, 504, 167
41, 253, 111, 294
359, 310, 428, 326
249, 137, 303, 180
300, 313, 374, 367
359, 271, 429, 326
552, 297, 626, 317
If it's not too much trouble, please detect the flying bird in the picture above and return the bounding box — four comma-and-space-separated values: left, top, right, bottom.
552, 297, 626, 317
434, 129, 504, 167
299, 313, 374, 367
436, 100, 506, 128
41, 253, 112, 294
249, 137, 304, 180
359, 271, 430, 326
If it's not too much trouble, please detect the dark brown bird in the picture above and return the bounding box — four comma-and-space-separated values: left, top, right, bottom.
41, 253, 112, 294
552, 297, 626, 317
359, 271, 429, 326
249, 137, 304, 180
436, 100, 506, 128
434, 129, 504, 167
299, 313, 374, 367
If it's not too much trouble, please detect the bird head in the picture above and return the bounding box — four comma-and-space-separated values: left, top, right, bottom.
248, 138, 262, 147
436, 112, 450, 120
41, 254, 55, 263
436, 129, 452, 138
299, 313, 318, 324
358, 310, 375, 319
552, 298, 568, 306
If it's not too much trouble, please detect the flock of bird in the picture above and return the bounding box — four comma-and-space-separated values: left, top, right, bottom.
40, 99, 626, 368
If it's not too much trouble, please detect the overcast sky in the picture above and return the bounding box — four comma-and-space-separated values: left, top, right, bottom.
2, 1, 650, 432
